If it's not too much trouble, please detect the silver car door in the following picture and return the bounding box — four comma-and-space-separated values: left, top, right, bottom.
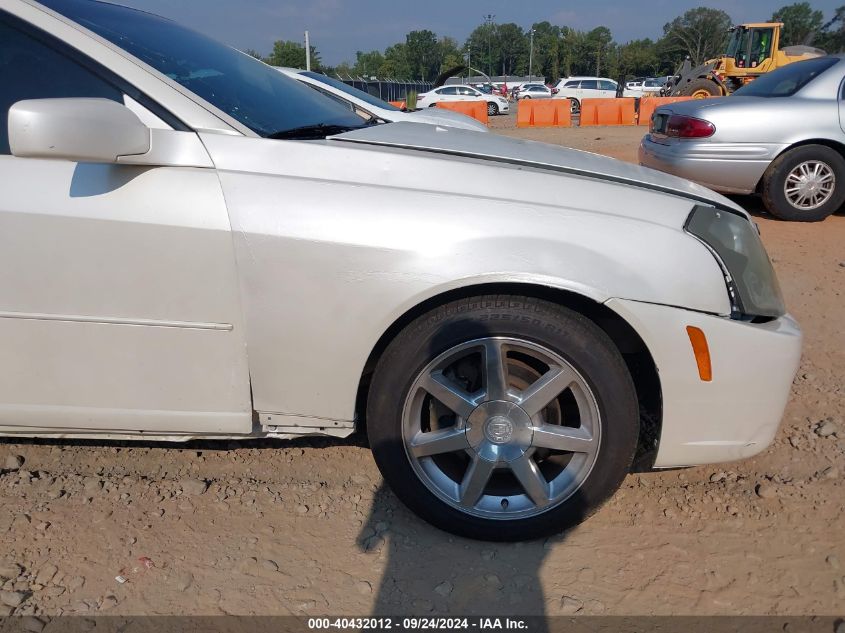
0, 17, 251, 434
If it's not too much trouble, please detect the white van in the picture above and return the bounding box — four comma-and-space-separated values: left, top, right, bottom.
552, 77, 618, 112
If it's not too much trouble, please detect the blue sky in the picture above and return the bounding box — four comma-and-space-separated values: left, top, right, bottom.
117, 0, 842, 65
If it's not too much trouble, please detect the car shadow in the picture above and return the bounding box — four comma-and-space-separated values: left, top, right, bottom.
728, 194, 845, 219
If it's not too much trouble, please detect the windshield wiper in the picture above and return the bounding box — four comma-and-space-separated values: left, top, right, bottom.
267, 124, 363, 140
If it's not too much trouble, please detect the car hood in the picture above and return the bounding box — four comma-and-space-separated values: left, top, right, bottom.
402, 108, 489, 133
331, 122, 745, 215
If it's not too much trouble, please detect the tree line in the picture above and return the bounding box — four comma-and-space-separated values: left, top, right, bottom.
248, 2, 845, 82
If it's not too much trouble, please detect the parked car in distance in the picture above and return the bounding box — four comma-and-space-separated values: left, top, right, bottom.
417, 84, 510, 116
276, 68, 488, 133
517, 84, 553, 99
623, 78, 664, 98
2, 0, 801, 541
640, 56, 845, 221
552, 77, 618, 112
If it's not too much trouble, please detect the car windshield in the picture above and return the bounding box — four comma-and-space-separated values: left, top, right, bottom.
299, 71, 401, 112
40, 0, 367, 137
733, 56, 839, 97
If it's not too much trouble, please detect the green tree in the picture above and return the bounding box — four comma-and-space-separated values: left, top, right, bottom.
816, 6, 845, 52
617, 38, 659, 79
584, 27, 615, 76
439, 36, 464, 75
492, 23, 526, 76
465, 22, 500, 77
353, 50, 385, 77
772, 2, 824, 46
405, 30, 442, 80
529, 21, 563, 81
662, 7, 732, 65
381, 43, 412, 78
265, 40, 322, 70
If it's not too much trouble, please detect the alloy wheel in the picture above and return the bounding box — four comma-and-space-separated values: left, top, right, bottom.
401, 337, 601, 520
784, 160, 835, 211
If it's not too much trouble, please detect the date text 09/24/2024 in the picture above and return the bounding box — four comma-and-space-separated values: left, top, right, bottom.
307, 618, 529, 630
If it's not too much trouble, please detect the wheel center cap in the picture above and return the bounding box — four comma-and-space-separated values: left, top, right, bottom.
484, 416, 513, 444
466, 400, 534, 463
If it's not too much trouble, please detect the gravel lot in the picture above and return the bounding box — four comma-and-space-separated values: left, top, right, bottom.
1, 119, 844, 620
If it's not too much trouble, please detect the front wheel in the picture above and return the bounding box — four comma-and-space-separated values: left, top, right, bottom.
761, 145, 845, 221
366, 296, 639, 541
487, 102, 499, 116
679, 78, 721, 98
569, 99, 580, 114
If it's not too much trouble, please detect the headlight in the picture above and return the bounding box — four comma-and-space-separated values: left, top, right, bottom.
685, 205, 785, 319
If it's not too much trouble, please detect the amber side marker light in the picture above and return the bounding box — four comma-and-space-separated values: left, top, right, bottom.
686, 326, 712, 382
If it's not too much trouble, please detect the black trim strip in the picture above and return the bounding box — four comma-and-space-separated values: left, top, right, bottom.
332, 136, 748, 218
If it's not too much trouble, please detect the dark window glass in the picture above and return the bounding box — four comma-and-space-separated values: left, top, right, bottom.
439, 87, 458, 95
599, 80, 617, 90
0, 18, 122, 155
563, 81, 580, 89
580, 80, 599, 90
734, 56, 839, 97
40, 0, 366, 137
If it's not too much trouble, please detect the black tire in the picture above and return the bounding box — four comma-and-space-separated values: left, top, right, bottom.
487, 102, 499, 116
523, 95, 532, 100
569, 98, 580, 114
678, 77, 722, 98
366, 295, 639, 541
761, 145, 845, 222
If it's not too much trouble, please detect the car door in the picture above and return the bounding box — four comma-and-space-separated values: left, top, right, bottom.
580, 80, 599, 99
437, 86, 459, 103
456, 86, 479, 102
599, 80, 618, 98
0, 15, 251, 434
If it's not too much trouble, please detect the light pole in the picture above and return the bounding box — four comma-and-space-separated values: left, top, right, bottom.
484, 14, 495, 79
528, 28, 535, 84
304, 30, 311, 71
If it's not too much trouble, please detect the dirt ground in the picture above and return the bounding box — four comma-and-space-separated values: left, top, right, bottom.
1, 118, 844, 621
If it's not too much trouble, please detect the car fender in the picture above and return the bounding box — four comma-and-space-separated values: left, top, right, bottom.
200, 133, 731, 425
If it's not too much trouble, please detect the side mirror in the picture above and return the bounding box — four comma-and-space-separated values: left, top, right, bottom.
9, 98, 150, 163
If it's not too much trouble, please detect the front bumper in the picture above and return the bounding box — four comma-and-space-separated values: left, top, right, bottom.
639, 135, 783, 195
497, 101, 510, 113
606, 298, 802, 468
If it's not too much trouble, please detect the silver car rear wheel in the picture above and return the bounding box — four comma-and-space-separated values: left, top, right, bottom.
784, 160, 835, 211
762, 144, 845, 222
401, 337, 602, 520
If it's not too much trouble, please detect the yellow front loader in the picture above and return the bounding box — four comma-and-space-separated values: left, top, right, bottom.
666, 22, 826, 98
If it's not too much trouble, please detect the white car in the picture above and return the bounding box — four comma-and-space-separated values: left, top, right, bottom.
1, 0, 801, 541
276, 67, 488, 133
623, 78, 664, 98
553, 76, 618, 112
416, 85, 510, 116
517, 84, 552, 99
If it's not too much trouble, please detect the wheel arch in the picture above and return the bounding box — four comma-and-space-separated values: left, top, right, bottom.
355, 282, 663, 470
755, 138, 845, 193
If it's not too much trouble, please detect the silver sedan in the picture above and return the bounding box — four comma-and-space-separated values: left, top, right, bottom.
640, 56, 845, 221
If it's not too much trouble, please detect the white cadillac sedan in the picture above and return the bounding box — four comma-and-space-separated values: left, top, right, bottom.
275, 67, 489, 133
0, 0, 801, 541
